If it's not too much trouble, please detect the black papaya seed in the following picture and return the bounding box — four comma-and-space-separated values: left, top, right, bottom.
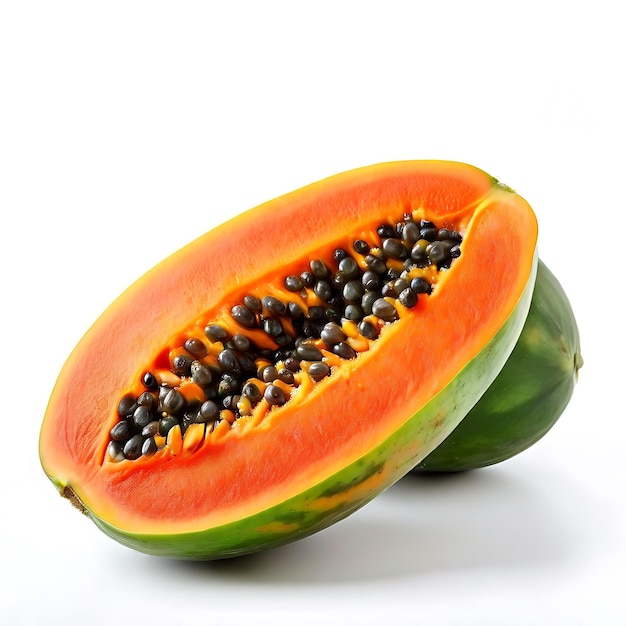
109, 420, 131, 442
231, 305, 257, 328
123, 435, 145, 460
308, 362, 331, 381
264, 384, 286, 406
372, 298, 398, 321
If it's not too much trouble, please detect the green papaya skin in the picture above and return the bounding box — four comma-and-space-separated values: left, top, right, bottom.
413, 260, 582, 472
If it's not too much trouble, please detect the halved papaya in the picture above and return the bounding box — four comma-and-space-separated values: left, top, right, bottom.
413, 260, 582, 472
39, 161, 538, 559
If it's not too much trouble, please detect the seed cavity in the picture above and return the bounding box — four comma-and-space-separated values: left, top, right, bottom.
106, 213, 463, 461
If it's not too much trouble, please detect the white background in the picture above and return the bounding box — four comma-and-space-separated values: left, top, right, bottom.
2, 2, 624, 625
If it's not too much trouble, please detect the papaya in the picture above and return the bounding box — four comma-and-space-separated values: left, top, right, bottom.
39, 161, 538, 559
414, 260, 582, 472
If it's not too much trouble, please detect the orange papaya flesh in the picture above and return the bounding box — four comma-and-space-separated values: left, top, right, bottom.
105, 240, 444, 463
39, 161, 538, 559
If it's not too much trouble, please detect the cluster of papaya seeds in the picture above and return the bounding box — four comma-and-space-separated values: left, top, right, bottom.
39, 161, 580, 560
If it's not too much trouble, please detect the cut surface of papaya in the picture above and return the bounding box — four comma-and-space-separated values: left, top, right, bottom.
414, 260, 582, 472
39, 161, 538, 559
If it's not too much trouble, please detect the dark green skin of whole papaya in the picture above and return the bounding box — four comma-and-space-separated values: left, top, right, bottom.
414, 261, 582, 472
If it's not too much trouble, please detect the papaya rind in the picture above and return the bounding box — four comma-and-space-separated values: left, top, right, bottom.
414, 260, 581, 472
85, 256, 537, 559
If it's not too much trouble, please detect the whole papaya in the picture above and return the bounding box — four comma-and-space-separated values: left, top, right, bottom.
414, 260, 582, 472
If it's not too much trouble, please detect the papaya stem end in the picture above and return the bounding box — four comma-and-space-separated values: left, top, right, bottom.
491, 177, 516, 194
61, 485, 88, 516
574, 351, 584, 380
